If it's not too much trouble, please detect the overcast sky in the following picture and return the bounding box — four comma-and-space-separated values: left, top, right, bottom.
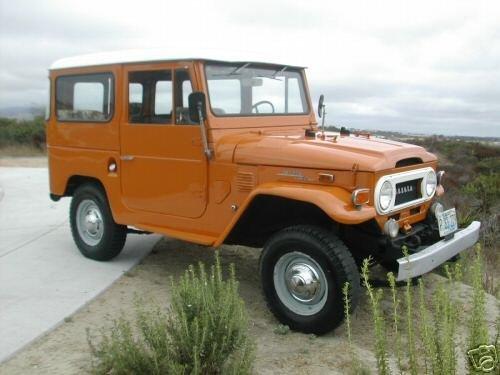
1, 0, 499, 137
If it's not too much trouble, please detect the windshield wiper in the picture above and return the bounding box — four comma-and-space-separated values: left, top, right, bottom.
272, 65, 288, 78
211, 62, 251, 78
230, 62, 251, 75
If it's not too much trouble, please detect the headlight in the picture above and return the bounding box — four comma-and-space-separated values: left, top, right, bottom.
379, 181, 394, 211
425, 170, 437, 197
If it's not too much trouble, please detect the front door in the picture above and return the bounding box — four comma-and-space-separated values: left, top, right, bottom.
120, 63, 207, 218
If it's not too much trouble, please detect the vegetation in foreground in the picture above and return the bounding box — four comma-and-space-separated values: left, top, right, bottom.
0, 116, 46, 153
87, 252, 254, 374
344, 246, 499, 375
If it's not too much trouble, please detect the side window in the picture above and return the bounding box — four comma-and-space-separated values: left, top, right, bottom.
74, 83, 104, 112
56, 73, 113, 122
128, 83, 143, 119
128, 70, 172, 124
174, 69, 194, 125
182, 80, 192, 106
154, 81, 172, 115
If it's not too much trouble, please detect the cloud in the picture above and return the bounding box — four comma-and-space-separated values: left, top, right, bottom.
0, 0, 499, 137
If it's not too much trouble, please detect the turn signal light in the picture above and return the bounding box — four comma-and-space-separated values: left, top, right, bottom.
352, 188, 370, 209
318, 173, 335, 183
436, 170, 445, 196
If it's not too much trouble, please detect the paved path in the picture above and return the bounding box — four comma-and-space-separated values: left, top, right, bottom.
0, 167, 159, 363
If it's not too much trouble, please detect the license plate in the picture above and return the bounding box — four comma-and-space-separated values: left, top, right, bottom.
436, 208, 458, 237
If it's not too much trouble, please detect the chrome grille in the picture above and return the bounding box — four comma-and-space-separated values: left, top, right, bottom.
395, 179, 421, 205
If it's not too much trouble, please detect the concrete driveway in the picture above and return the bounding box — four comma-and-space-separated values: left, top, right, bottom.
0, 167, 159, 363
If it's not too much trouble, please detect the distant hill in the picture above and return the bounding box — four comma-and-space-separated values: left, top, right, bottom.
324, 125, 500, 144
0, 106, 45, 120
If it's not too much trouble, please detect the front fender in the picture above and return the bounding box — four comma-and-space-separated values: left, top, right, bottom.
214, 182, 376, 246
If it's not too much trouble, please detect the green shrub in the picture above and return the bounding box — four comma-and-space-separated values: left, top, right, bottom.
273, 324, 290, 335
349, 249, 492, 375
88, 253, 254, 374
462, 173, 500, 214
0, 116, 46, 149
361, 258, 390, 375
467, 246, 489, 352
166, 256, 254, 374
343, 282, 371, 375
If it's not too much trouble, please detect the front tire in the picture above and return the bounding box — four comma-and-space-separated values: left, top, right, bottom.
70, 184, 127, 261
260, 225, 360, 334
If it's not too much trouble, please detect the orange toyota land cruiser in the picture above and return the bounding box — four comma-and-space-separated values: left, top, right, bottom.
47, 51, 480, 334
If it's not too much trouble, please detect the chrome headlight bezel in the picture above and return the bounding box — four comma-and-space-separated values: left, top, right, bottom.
375, 167, 437, 215
379, 180, 394, 212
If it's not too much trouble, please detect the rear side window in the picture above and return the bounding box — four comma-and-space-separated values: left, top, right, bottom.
56, 73, 113, 122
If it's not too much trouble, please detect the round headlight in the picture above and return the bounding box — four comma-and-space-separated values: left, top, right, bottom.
425, 170, 437, 197
379, 181, 394, 211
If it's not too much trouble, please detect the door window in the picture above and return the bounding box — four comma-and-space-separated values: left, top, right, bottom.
174, 69, 195, 125
128, 70, 172, 124
154, 81, 172, 115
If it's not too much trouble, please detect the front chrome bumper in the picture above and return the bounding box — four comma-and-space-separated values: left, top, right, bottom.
396, 221, 481, 281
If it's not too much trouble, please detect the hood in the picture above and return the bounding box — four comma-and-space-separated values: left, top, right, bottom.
222, 132, 436, 172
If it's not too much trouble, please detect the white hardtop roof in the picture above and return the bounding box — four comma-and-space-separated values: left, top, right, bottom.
50, 49, 306, 70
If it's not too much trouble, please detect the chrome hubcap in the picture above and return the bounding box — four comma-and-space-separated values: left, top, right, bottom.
274, 252, 328, 316
286, 263, 320, 302
76, 200, 104, 246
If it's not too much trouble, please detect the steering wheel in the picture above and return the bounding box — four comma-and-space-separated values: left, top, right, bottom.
251, 100, 275, 114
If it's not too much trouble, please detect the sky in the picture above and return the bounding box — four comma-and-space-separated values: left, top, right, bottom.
0, 0, 499, 137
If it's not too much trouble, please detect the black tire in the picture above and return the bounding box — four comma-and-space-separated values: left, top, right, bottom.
70, 183, 127, 261
259, 225, 361, 334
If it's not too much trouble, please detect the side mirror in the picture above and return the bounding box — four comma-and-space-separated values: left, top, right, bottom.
188, 92, 207, 123
318, 94, 325, 118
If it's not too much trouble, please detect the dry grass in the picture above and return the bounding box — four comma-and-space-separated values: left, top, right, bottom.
0, 145, 46, 157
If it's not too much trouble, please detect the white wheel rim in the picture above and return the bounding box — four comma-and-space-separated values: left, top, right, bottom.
273, 251, 328, 316
76, 199, 104, 246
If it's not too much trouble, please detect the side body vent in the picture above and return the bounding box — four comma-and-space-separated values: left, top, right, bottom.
235, 171, 256, 192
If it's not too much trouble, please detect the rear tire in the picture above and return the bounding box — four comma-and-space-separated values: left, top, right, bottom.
70, 184, 127, 261
260, 225, 360, 334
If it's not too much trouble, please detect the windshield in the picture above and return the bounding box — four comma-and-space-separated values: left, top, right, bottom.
205, 63, 309, 116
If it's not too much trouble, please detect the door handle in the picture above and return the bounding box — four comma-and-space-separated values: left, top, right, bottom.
121, 155, 135, 161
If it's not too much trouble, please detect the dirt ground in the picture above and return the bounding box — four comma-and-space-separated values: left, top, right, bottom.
0, 241, 371, 374
0, 156, 47, 168
1, 238, 498, 375
0, 157, 498, 374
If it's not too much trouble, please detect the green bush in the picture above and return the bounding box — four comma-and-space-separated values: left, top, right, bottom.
346, 246, 494, 374
0, 116, 46, 149
462, 173, 500, 214
88, 253, 254, 374
361, 258, 390, 375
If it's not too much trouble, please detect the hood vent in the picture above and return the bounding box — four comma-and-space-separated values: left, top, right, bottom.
395, 157, 423, 168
